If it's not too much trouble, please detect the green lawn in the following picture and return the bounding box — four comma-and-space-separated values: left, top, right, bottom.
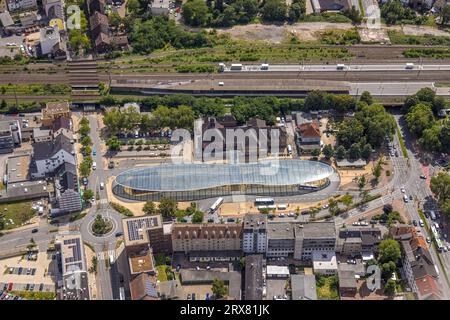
11, 291, 56, 300
0, 201, 36, 230
316, 275, 340, 300
389, 30, 450, 46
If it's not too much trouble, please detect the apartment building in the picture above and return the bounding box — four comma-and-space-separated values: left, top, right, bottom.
6, 0, 37, 12
41, 101, 71, 127
30, 133, 75, 178
0, 119, 21, 153
55, 233, 90, 300
266, 222, 295, 258
243, 214, 267, 254
294, 222, 336, 261
171, 223, 242, 254
390, 225, 443, 300
336, 227, 382, 258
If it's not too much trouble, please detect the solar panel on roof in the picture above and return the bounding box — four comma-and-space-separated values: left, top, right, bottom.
145, 279, 158, 298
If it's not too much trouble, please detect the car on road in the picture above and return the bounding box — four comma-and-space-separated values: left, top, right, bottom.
82, 177, 88, 186
419, 220, 424, 227
395, 151, 399, 157
412, 220, 417, 226
426, 237, 431, 243
100, 182, 105, 190
444, 247, 448, 252
31, 228, 38, 233
409, 195, 413, 201
420, 174, 427, 179
403, 195, 409, 203
115, 232, 123, 237
92, 162, 97, 170
401, 188, 406, 193
92, 149, 96, 156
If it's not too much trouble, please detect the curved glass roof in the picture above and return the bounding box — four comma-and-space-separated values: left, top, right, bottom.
115, 160, 334, 192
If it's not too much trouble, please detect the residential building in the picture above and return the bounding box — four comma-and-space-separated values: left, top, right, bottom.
86, 0, 105, 15
338, 269, 357, 297
0, 0, 7, 11
195, 115, 288, 161
89, 11, 110, 53
128, 248, 155, 276
296, 121, 321, 154
50, 162, 82, 216
266, 222, 295, 258
390, 225, 443, 300
310, 0, 352, 13
336, 227, 382, 258
150, 0, 170, 15
130, 273, 159, 300
312, 251, 338, 275
266, 265, 290, 278
266, 221, 336, 260
335, 159, 367, 169
243, 214, 267, 254
55, 233, 90, 300
32, 128, 52, 143
291, 274, 317, 300
171, 223, 242, 253
244, 254, 264, 300
180, 269, 242, 300
30, 133, 75, 178
0, 119, 21, 153
41, 101, 71, 127
122, 215, 172, 254
6, 154, 31, 184
0, 11, 14, 27
39, 25, 64, 57
6, 0, 37, 12
52, 116, 74, 141
293, 222, 336, 261
43, 0, 63, 19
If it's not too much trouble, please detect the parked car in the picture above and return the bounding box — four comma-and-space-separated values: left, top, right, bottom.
419, 220, 425, 227
420, 174, 427, 179
31, 228, 38, 233
82, 177, 88, 186
426, 237, 431, 243
412, 220, 417, 226
115, 232, 123, 237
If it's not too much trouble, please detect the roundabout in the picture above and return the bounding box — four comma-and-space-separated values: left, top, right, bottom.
79, 207, 123, 245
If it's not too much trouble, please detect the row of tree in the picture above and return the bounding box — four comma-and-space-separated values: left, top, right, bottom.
430, 172, 450, 218
403, 88, 449, 154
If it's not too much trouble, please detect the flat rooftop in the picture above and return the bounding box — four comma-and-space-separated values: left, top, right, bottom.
129, 250, 155, 275
7, 154, 31, 184
56, 233, 86, 275
296, 221, 336, 239
122, 215, 163, 246
267, 222, 295, 239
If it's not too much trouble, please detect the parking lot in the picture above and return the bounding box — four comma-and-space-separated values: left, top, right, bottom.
265, 279, 289, 300
0, 35, 24, 57
0, 251, 58, 293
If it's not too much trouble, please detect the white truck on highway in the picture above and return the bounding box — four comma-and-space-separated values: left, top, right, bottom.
405, 63, 414, 69
336, 64, 346, 70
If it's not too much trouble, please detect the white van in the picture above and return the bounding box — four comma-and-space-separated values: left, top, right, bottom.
92, 162, 97, 170
403, 194, 408, 202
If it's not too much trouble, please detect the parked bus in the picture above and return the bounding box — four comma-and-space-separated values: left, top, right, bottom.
255, 198, 275, 205
277, 204, 287, 210
209, 197, 224, 214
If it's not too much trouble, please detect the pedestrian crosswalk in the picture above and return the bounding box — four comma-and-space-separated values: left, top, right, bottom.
96, 250, 116, 262
98, 199, 108, 205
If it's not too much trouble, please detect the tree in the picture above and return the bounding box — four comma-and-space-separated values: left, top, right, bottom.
359, 91, 373, 106
83, 189, 94, 202
373, 160, 382, 182
211, 278, 227, 299
92, 215, 110, 235
361, 143, 372, 161
261, 0, 287, 22
336, 118, 364, 149
328, 199, 340, 216
344, 5, 362, 24
405, 103, 435, 137
378, 239, 401, 264
158, 197, 178, 219
335, 146, 346, 160
322, 144, 334, 159
358, 175, 366, 190
384, 279, 397, 296
380, 260, 397, 281
182, 0, 210, 26
304, 90, 327, 111
288, 1, 306, 23
192, 210, 204, 223
383, 204, 393, 214
311, 148, 320, 158
78, 123, 90, 136
439, 4, 450, 26
79, 161, 91, 177
143, 201, 157, 215
126, 0, 141, 14
341, 194, 353, 210
81, 136, 93, 147
106, 136, 122, 151
348, 143, 361, 160
430, 172, 450, 217
420, 125, 442, 153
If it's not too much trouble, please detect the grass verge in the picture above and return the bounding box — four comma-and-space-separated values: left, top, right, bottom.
395, 123, 408, 158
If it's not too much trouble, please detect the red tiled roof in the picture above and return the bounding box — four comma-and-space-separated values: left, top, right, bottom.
415, 274, 442, 300
298, 122, 320, 139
